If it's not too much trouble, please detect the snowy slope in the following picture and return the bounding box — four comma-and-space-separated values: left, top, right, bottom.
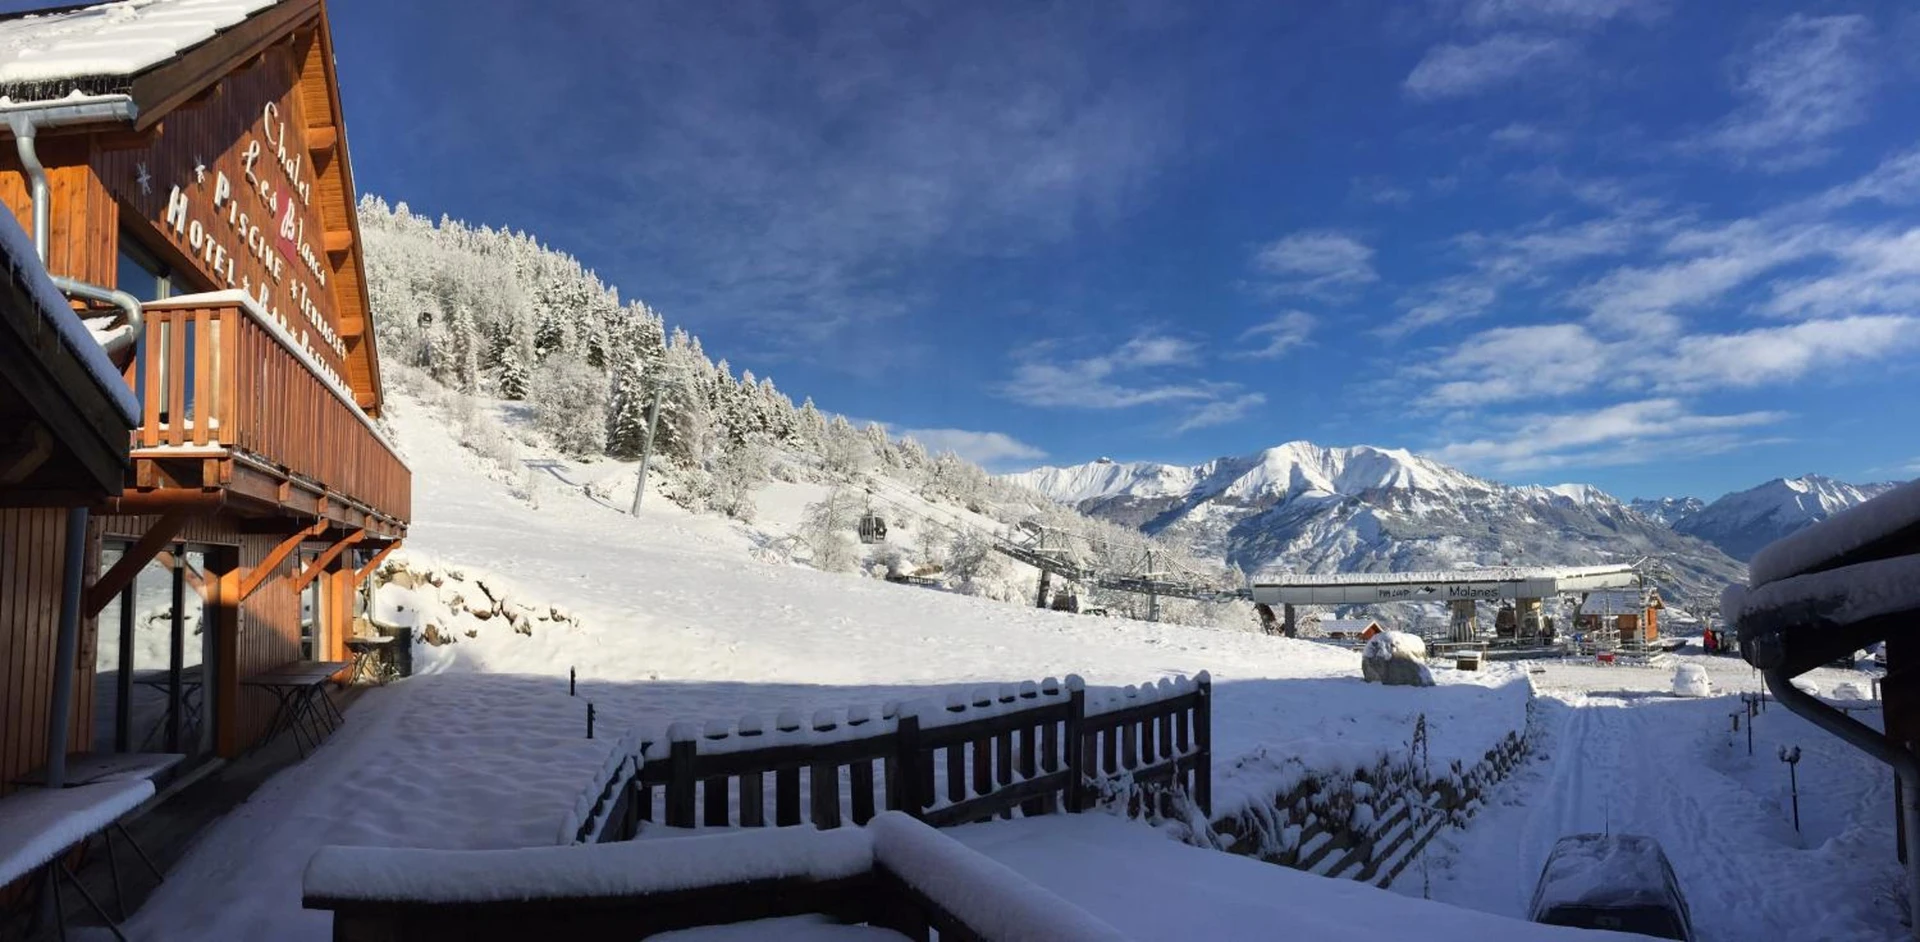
1007, 444, 1746, 597
1674, 475, 1903, 562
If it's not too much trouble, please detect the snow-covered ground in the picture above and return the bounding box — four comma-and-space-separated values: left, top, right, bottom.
122, 390, 1904, 940
1406, 653, 1904, 941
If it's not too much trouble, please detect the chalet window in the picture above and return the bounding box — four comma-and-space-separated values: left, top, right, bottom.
116, 237, 176, 302
92, 541, 221, 769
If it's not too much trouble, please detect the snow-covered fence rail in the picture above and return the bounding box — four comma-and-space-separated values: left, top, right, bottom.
613, 673, 1211, 837
304, 812, 1127, 941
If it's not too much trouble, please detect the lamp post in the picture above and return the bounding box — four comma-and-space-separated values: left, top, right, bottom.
630, 384, 664, 516
1778, 745, 1803, 832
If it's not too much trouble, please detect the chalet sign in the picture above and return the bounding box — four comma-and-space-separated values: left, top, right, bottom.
157, 100, 346, 367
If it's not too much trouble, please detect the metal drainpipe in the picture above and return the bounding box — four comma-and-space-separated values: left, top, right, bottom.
1765, 669, 1920, 938
12, 117, 144, 357
9, 99, 141, 790
45, 509, 88, 789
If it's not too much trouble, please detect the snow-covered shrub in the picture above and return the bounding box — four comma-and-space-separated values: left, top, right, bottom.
528, 357, 609, 457
800, 487, 866, 573
708, 439, 770, 522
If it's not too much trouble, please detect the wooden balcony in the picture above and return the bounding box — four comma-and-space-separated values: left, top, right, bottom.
117, 293, 408, 536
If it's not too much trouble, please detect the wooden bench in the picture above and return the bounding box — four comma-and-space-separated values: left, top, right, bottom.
304, 813, 1127, 942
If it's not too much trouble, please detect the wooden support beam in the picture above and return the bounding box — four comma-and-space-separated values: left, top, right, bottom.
292, 528, 366, 592
237, 519, 329, 601
323, 229, 353, 254
86, 510, 191, 617
305, 125, 337, 153
0, 422, 53, 485
354, 540, 401, 581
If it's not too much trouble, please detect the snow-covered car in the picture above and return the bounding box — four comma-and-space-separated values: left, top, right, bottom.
1527, 834, 1695, 941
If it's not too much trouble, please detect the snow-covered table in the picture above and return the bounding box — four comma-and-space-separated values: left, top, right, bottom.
0, 778, 155, 940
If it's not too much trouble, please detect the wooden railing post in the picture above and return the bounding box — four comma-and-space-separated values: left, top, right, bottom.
1194, 672, 1212, 818
1064, 682, 1086, 813
895, 712, 922, 819
810, 711, 843, 830
666, 737, 697, 829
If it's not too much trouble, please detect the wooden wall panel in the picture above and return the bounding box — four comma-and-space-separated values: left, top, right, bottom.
0, 507, 93, 796
234, 532, 302, 748
97, 41, 351, 384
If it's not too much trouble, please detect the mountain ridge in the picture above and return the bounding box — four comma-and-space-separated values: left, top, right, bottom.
1005, 443, 1749, 600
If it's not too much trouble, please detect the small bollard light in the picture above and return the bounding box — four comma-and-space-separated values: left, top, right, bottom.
570, 666, 577, 697
588, 701, 596, 740
1778, 745, 1803, 832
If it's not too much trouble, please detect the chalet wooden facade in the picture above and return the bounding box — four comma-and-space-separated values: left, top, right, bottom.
0, 0, 407, 791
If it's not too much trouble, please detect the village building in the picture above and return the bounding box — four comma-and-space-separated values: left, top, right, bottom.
1575, 587, 1663, 647
1315, 617, 1384, 641
0, 0, 407, 810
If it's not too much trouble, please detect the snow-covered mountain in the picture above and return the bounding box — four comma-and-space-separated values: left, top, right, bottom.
1006, 443, 1747, 598
1629, 496, 1707, 528
1672, 475, 1901, 562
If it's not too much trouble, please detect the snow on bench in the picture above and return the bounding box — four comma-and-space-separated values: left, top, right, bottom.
0, 778, 154, 887
304, 825, 873, 904
867, 812, 1129, 942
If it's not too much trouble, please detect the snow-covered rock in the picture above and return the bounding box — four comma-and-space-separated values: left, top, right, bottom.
1671, 664, 1712, 698
1361, 630, 1433, 687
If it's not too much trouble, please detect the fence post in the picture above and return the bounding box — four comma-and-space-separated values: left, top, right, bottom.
1194, 672, 1213, 818
896, 712, 923, 818
1064, 682, 1087, 813
666, 736, 697, 829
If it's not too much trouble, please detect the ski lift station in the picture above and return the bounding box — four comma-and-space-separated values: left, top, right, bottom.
1252, 563, 1648, 645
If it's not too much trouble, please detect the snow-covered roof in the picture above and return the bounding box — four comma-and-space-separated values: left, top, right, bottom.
1749, 478, 1920, 588
1316, 617, 1380, 633
0, 0, 277, 97
0, 191, 137, 422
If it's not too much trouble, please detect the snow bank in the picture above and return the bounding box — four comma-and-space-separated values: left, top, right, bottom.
1671, 664, 1712, 698
303, 826, 871, 904
868, 813, 1129, 942
952, 812, 1640, 940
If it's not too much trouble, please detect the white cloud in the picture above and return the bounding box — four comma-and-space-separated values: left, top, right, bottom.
1404, 34, 1572, 100
899, 428, 1046, 467
1691, 14, 1875, 170
1173, 393, 1267, 434
1488, 122, 1567, 152
1351, 176, 1414, 206
1817, 145, 1920, 210
1426, 399, 1786, 473
1251, 231, 1376, 293
1452, 0, 1664, 28
1235, 311, 1316, 359
997, 334, 1217, 409
1763, 228, 1920, 320
1411, 314, 1920, 409
1659, 315, 1920, 392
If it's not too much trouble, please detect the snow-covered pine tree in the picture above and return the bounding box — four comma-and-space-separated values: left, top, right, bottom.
497, 345, 529, 401
528, 356, 609, 457
605, 355, 652, 460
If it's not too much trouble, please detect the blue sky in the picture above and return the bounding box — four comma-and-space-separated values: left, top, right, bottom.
320, 0, 1919, 499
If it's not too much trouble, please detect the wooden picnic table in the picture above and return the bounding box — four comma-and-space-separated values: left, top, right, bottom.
243, 661, 350, 759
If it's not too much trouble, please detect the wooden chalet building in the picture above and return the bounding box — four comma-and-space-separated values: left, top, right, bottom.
0, 0, 407, 790
1575, 587, 1663, 647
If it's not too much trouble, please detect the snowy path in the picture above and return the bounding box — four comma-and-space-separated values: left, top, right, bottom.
1414, 684, 1906, 941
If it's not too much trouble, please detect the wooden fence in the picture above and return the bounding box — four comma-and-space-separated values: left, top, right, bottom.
592, 674, 1210, 840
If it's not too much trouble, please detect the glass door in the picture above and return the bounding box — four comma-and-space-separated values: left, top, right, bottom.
91, 541, 221, 766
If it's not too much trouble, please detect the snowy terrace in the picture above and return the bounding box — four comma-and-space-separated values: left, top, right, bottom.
110, 390, 1544, 939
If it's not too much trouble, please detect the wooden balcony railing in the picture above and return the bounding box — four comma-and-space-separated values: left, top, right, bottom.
127, 292, 410, 526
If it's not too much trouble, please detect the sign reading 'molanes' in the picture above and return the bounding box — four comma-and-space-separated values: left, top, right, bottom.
105, 47, 347, 379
